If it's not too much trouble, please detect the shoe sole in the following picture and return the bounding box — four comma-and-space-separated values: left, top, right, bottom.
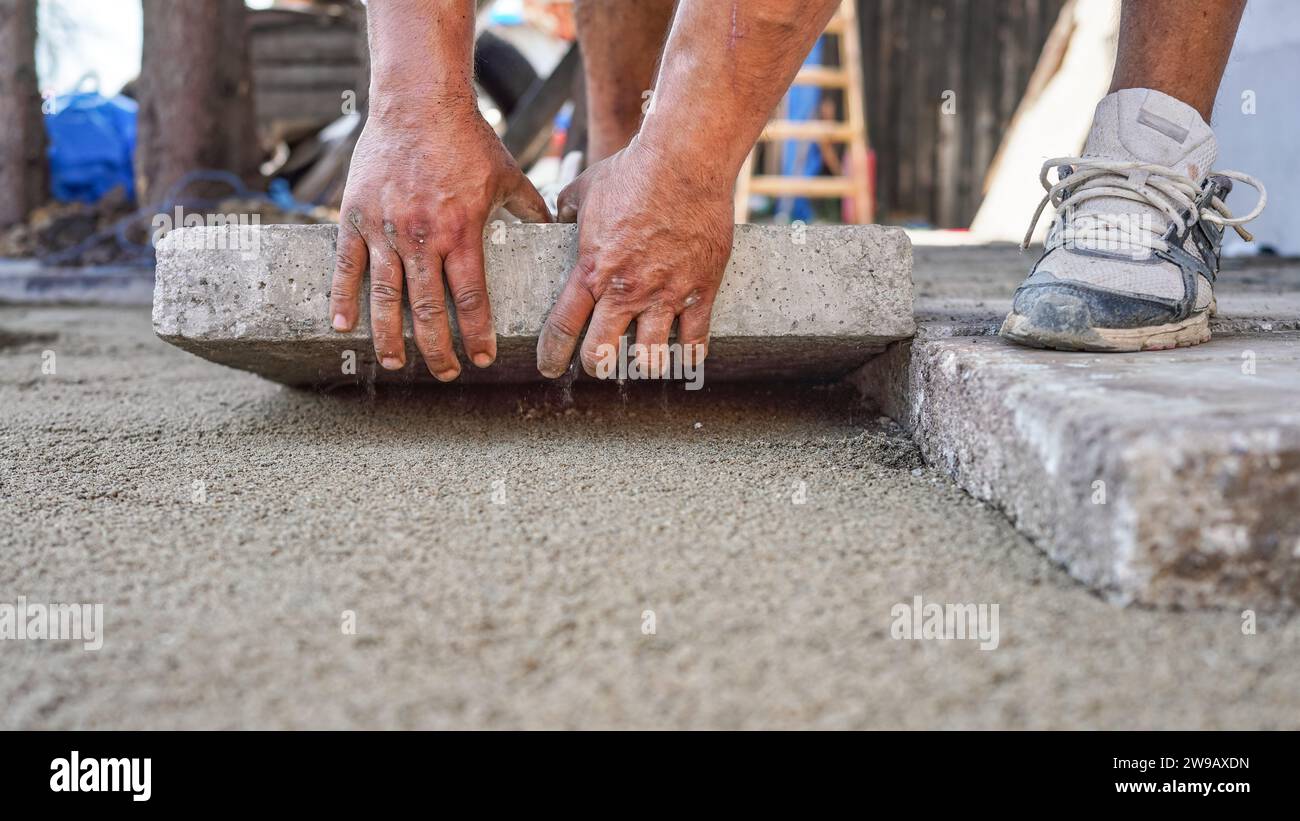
999, 310, 1211, 352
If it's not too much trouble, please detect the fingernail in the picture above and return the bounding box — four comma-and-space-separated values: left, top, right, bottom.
332, 313, 349, 332
472, 353, 493, 368
380, 356, 403, 370
435, 367, 460, 382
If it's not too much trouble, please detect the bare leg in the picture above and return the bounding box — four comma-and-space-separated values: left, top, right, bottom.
574, 0, 676, 164
1109, 0, 1246, 121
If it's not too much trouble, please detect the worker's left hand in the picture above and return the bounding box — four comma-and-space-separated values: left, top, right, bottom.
536, 140, 733, 379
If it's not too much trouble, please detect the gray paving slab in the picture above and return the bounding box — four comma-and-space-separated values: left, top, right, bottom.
854, 245, 1300, 609
152, 223, 916, 385
0, 260, 154, 305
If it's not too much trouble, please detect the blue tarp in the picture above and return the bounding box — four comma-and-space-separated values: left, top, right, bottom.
45, 90, 138, 204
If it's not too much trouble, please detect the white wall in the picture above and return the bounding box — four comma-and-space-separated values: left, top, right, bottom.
1212, 0, 1300, 255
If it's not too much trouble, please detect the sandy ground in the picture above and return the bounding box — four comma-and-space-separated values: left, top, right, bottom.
2, 251, 1299, 729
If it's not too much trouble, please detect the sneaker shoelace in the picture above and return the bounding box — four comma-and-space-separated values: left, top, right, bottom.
1021, 157, 1267, 254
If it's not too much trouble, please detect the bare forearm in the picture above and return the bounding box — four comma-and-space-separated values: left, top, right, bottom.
366, 0, 477, 121
637, 0, 840, 186
332, 0, 550, 378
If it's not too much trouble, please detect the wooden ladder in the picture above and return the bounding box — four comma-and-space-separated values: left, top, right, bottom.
733, 0, 873, 224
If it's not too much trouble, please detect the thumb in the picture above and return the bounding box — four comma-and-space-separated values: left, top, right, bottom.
502, 169, 553, 224
556, 173, 590, 224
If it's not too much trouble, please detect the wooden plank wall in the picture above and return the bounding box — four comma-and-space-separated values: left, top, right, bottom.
248, 8, 365, 141
857, 0, 1068, 228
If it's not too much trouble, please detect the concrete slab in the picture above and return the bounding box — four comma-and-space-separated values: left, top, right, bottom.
0, 260, 155, 305
855, 331, 1300, 609
854, 243, 1300, 609
152, 223, 915, 385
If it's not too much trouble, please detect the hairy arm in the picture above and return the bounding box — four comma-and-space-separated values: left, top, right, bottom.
332, 0, 549, 380
366, 0, 477, 110
641, 0, 842, 190
538, 0, 841, 378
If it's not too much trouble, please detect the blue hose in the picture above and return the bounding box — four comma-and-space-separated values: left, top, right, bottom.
40, 170, 307, 267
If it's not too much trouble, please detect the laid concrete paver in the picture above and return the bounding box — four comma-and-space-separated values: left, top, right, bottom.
153, 223, 915, 385
0, 261, 155, 305
857, 245, 1300, 609
856, 331, 1300, 608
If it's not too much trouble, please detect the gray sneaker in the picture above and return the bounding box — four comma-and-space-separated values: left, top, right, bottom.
1000, 88, 1266, 352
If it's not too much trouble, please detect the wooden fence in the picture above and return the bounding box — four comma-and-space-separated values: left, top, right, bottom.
857, 0, 1068, 228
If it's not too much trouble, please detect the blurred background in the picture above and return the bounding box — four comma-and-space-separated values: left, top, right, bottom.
0, 0, 1294, 287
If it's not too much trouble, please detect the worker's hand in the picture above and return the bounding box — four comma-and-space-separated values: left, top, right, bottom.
537, 141, 733, 379
330, 101, 551, 380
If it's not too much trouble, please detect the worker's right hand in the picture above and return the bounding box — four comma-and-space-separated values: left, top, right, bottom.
329, 99, 551, 380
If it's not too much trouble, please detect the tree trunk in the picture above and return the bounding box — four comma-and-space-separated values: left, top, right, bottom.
135, 0, 258, 208
0, 0, 48, 229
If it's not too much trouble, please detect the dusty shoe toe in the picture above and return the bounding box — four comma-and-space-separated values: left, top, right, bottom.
1001, 279, 1190, 350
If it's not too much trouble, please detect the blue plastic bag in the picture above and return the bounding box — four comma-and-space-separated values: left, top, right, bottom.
45, 79, 138, 205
